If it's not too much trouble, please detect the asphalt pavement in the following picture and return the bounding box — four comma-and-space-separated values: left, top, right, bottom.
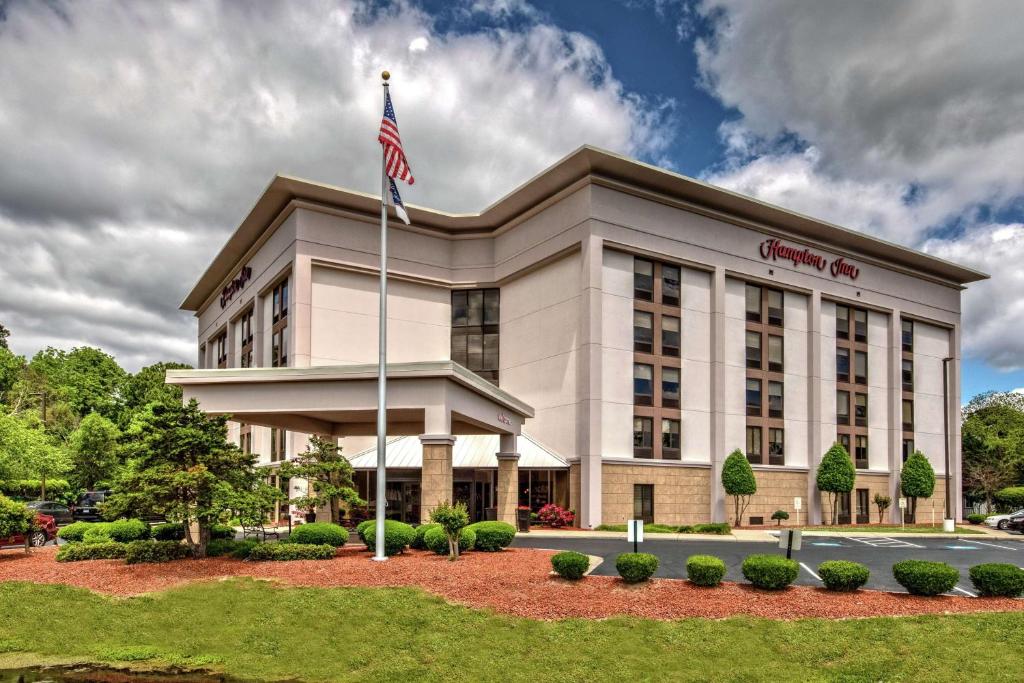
511, 533, 1024, 596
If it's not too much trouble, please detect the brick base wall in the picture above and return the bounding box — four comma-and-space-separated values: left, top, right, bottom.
600, 463, 711, 526
736, 469, 808, 527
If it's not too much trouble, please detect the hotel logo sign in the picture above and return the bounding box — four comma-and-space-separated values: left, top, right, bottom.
220, 266, 252, 308
759, 238, 859, 281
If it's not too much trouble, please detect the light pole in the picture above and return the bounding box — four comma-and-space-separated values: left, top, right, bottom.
30, 391, 48, 500
942, 357, 954, 532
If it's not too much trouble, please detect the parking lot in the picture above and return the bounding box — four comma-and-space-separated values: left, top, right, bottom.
512, 533, 1024, 596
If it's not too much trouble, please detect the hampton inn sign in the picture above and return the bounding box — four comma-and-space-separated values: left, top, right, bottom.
759, 238, 860, 281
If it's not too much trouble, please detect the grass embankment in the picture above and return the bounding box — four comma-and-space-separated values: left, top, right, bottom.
1, 580, 1022, 681
800, 525, 985, 534
593, 523, 730, 534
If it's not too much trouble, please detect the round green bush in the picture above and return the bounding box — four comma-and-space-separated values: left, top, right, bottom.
55, 541, 127, 562
248, 542, 336, 561
615, 552, 659, 583
423, 525, 475, 555
210, 523, 236, 540
741, 554, 798, 590
57, 521, 93, 543
82, 524, 114, 545
968, 563, 1024, 597
966, 513, 986, 525
818, 560, 870, 592
892, 560, 959, 596
107, 519, 151, 543
364, 520, 416, 556
551, 551, 590, 580
152, 522, 185, 541
125, 540, 191, 564
411, 523, 441, 550
356, 519, 376, 546
686, 555, 727, 587
465, 521, 516, 551
289, 522, 348, 547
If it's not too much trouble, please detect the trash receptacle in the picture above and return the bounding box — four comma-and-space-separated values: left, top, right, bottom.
516, 508, 531, 532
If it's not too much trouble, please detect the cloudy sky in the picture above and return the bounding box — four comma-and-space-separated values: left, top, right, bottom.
1, 0, 1022, 400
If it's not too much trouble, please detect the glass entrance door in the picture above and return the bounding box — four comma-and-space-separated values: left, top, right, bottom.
837, 491, 852, 525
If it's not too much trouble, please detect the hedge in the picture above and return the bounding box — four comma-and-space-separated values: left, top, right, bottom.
818, 560, 869, 592
289, 522, 348, 547
411, 523, 441, 550
152, 523, 186, 541
363, 520, 416, 556
56, 542, 127, 562
551, 551, 590, 580
57, 521, 93, 543
686, 555, 727, 587
248, 543, 336, 561
206, 538, 261, 559
465, 521, 516, 551
966, 513, 987, 525
125, 540, 191, 564
741, 554, 798, 590
0, 479, 72, 499
0, 495, 34, 539
108, 519, 151, 543
424, 525, 475, 555
615, 552, 659, 583
593, 522, 730, 535
995, 487, 1024, 509
82, 525, 113, 545
968, 563, 1024, 597
356, 519, 375, 545
892, 560, 959, 596
210, 524, 236, 540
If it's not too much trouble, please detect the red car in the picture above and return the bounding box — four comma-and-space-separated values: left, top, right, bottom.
0, 513, 57, 548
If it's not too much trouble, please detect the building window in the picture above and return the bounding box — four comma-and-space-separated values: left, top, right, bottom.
768, 380, 784, 418
745, 284, 762, 322
902, 359, 914, 391
214, 330, 227, 369
633, 484, 654, 524
902, 319, 914, 352
836, 348, 850, 382
745, 331, 762, 369
746, 426, 762, 464
270, 428, 286, 463
451, 289, 500, 382
661, 419, 680, 460
856, 488, 870, 523
633, 364, 654, 406
633, 311, 653, 353
270, 278, 289, 368
634, 259, 654, 301
767, 289, 784, 327
854, 309, 868, 343
854, 393, 868, 427
855, 435, 868, 469
768, 428, 784, 465
239, 424, 252, 455
838, 433, 851, 455
272, 278, 289, 324
662, 367, 680, 409
746, 379, 762, 417
854, 350, 868, 385
633, 417, 653, 458
902, 438, 915, 463
836, 304, 850, 340
767, 335, 784, 372
837, 390, 850, 426
239, 307, 254, 368
662, 316, 680, 357
662, 264, 680, 306
902, 399, 914, 431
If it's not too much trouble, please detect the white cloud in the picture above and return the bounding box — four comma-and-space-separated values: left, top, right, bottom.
0, 0, 674, 370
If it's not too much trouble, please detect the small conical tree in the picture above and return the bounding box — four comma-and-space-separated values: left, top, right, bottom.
722, 449, 757, 527
817, 443, 856, 525
900, 451, 936, 521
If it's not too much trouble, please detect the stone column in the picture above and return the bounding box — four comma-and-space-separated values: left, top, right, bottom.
496, 433, 520, 526
420, 435, 455, 522
577, 234, 604, 528
806, 290, 824, 525
709, 267, 728, 522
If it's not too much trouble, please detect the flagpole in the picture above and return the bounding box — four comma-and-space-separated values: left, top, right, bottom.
373, 70, 391, 562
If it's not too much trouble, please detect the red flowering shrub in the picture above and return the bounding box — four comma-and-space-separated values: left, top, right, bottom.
537, 504, 575, 528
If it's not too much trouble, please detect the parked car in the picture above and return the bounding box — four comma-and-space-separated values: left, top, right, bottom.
24, 500, 74, 525
1005, 515, 1024, 534
0, 513, 57, 548
985, 509, 1024, 530
72, 490, 111, 521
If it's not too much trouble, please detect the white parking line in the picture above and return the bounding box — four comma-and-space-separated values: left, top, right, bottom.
952, 585, 977, 597
799, 562, 821, 581
964, 540, 1018, 551
846, 536, 925, 549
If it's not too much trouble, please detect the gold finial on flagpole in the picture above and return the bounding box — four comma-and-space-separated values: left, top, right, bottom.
381, 70, 390, 82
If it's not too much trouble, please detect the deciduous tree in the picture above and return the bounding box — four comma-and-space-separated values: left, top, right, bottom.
68, 412, 121, 490
900, 451, 936, 520
817, 443, 855, 525
278, 435, 362, 523
722, 449, 756, 527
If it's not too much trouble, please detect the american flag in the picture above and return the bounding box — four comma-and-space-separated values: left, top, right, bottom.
378, 92, 414, 185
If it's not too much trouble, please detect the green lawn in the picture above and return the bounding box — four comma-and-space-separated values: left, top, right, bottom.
800, 525, 985, 534
1, 580, 1022, 681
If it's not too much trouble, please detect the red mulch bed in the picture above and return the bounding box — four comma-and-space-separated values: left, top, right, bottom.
1, 546, 1021, 621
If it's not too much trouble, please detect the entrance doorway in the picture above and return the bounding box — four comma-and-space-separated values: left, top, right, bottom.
384, 481, 420, 524
453, 472, 496, 522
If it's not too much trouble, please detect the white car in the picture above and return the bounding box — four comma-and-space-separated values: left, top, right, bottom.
986, 509, 1024, 530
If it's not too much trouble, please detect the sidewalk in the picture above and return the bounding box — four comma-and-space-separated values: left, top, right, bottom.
519, 525, 1023, 543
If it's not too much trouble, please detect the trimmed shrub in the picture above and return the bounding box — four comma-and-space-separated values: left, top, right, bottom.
125, 540, 190, 564
551, 551, 590, 580
771, 510, 790, 525
537, 503, 575, 528
57, 521, 93, 543
966, 513, 987, 525
289, 522, 348, 547
411, 523, 441, 550
995, 487, 1024, 509
210, 523, 236, 541
56, 542, 127, 562
968, 563, 1024, 597
817, 443, 856, 525
465, 521, 516, 551
424, 525, 475, 555
693, 523, 731, 535
152, 522, 185, 541
722, 449, 756, 527
818, 560, 870, 592
741, 554, 798, 590
892, 560, 959, 596
205, 538, 260, 559
0, 495, 34, 540
429, 501, 471, 560
248, 542, 336, 561
686, 555, 726, 587
356, 519, 375, 545
107, 519, 151, 543
901, 452, 936, 518
82, 524, 114, 545
615, 552, 659, 583
364, 519, 416, 556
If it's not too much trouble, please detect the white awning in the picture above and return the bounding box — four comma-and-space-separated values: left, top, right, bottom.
346, 433, 567, 470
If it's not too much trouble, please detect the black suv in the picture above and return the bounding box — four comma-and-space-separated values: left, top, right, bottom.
72, 490, 111, 521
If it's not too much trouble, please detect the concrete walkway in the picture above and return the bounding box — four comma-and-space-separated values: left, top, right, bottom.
520, 525, 1020, 543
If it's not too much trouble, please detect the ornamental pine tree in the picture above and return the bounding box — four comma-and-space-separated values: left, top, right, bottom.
722, 449, 756, 527
278, 435, 362, 523
900, 451, 936, 520
817, 443, 855, 525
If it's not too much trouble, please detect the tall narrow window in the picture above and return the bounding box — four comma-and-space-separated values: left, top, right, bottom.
836, 348, 850, 382
661, 367, 680, 408
768, 428, 785, 465
270, 428, 286, 463
746, 331, 762, 369
634, 259, 654, 301
633, 311, 653, 353
838, 433, 851, 455
856, 488, 870, 523
854, 393, 868, 427
633, 364, 654, 406
854, 350, 868, 385
902, 319, 914, 352
239, 424, 252, 454
767, 335, 784, 372
768, 380, 784, 418
745, 284, 762, 322
854, 309, 868, 342
746, 426, 762, 464
214, 330, 227, 369
271, 278, 289, 368
855, 435, 868, 469
662, 264, 680, 306
836, 304, 850, 340
633, 417, 653, 458
633, 484, 654, 523
746, 378, 762, 417
239, 308, 254, 368
836, 390, 850, 425
662, 316, 680, 357
902, 438, 915, 462
767, 289, 784, 326
661, 419, 680, 460
902, 399, 914, 431
451, 289, 500, 382
902, 358, 914, 391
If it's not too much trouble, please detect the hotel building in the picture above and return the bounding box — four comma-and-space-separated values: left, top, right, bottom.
169, 146, 987, 528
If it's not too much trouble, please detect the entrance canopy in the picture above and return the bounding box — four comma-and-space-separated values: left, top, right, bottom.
166, 361, 533, 437
347, 434, 567, 470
